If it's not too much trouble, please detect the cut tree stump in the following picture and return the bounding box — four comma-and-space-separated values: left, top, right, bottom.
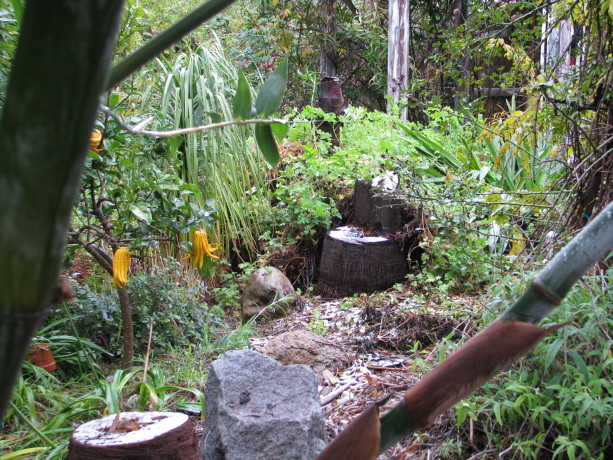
352, 178, 407, 232
317, 176, 424, 297
317, 226, 409, 297
68, 411, 199, 459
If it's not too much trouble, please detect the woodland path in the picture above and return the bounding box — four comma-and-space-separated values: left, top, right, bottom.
246, 286, 483, 459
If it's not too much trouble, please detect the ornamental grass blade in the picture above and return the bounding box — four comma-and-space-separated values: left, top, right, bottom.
254, 57, 288, 117
255, 123, 280, 169
233, 68, 252, 120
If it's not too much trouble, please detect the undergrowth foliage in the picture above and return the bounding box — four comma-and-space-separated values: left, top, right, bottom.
449, 267, 613, 459
49, 264, 226, 356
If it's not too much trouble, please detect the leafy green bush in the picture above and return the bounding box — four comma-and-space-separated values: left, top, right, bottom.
48, 264, 227, 357
452, 269, 613, 459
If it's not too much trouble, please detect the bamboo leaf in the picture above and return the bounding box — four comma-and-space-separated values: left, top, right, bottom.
315, 403, 382, 460
254, 57, 288, 117
544, 336, 564, 371
255, 124, 280, 169
233, 68, 252, 120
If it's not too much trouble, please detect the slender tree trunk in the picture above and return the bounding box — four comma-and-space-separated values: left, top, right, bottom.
387, 0, 411, 120
117, 287, 134, 368
71, 235, 135, 367
0, 1, 125, 422
320, 0, 338, 78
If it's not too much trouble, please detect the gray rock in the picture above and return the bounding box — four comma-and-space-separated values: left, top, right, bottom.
202, 349, 326, 460
240, 267, 296, 320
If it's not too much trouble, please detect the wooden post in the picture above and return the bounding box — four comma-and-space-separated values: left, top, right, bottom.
387, 0, 410, 120
320, 0, 337, 78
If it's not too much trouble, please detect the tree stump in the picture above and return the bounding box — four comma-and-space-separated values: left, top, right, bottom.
316, 175, 424, 297
68, 411, 199, 459
317, 227, 409, 297
353, 178, 407, 232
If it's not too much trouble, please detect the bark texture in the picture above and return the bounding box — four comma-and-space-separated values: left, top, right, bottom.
318, 230, 409, 297
387, 0, 411, 120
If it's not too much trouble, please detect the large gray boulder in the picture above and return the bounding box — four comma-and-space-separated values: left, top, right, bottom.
240, 267, 296, 320
202, 349, 326, 460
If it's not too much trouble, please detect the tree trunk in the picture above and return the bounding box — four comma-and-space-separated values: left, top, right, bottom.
320, 0, 337, 78
118, 287, 135, 368
318, 229, 409, 297
0, 0, 125, 422
387, 0, 411, 120
68, 411, 200, 459
353, 179, 407, 232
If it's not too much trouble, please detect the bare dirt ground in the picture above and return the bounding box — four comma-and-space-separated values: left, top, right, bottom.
247, 286, 486, 459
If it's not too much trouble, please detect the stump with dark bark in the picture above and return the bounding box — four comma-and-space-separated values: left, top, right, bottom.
317, 227, 409, 297
352, 178, 407, 232
317, 176, 424, 297
68, 411, 199, 459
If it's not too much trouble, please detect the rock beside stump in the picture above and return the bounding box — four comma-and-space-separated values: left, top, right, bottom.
202, 349, 326, 460
260, 329, 352, 375
240, 267, 296, 320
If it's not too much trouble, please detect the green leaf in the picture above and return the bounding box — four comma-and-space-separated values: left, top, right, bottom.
544, 337, 564, 371
255, 124, 279, 169
233, 68, 252, 120
109, 93, 120, 109
271, 122, 289, 142
0, 447, 47, 459
130, 204, 152, 224
254, 57, 288, 117
197, 254, 216, 278
206, 111, 222, 123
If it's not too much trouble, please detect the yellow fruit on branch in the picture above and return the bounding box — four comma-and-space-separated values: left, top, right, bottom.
112, 247, 131, 289
90, 129, 103, 151
185, 230, 220, 269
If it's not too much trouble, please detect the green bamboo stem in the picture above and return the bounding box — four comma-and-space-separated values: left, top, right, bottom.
377, 200, 613, 454
501, 202, 613, 323
0, 0, 125, 423
107, 0, 237, 89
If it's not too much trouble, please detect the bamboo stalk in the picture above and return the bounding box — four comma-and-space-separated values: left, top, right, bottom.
0, 0, 125, 423
319, 201, 613, 457
107, 0, 238, 89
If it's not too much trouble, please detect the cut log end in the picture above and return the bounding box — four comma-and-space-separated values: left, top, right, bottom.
68, 411, 200, 459
316, 227, 409, 298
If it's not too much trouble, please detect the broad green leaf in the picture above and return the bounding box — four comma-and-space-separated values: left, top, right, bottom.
109, 93, 120, 109
131, 204, 152, 224
197, 254, 216, 278
168, 136, 183, 153
255, 124, 280, 169
233, 68, 252, 119
254, 57, 288, 117
271, 122, 289, 142
544, 337, 564, 371
206, 111, 223, 123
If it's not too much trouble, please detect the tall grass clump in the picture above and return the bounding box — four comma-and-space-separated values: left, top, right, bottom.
157, 36, 270, 257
